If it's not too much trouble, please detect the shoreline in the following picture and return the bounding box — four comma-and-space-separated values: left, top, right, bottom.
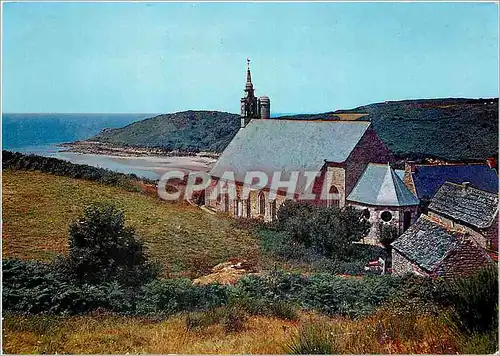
58, 140, 220, 160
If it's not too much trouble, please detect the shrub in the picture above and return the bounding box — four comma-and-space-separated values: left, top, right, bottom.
442, 265, 498, 334
2, 259, 136, 314
235, 271, 401, 319
2, 150, 152, 192
136, 279, 228, 316
222, 306, 247, 333
273, 201, 370, 259
378, 223, 399, 249
65, 202, 159, 286
285, 322, 336, 354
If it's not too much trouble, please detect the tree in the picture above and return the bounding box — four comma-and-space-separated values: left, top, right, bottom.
65, 202, 158, 286
275, 201, 371, 259
378, 223, 399, 249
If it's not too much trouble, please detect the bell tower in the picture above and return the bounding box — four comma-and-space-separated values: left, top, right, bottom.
240, 59, 259, 128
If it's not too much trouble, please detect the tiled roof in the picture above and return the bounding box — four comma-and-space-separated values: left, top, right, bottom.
391, 216, 464, 272
411, 164, 498, 200
347, 164, 419, 206
210, 119, 371, 190
428, 182, 498, 229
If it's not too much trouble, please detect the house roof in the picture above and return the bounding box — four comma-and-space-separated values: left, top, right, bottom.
209, 119, 371, 190
391, 216, 465, 272
411, 164, 498, 200
347, 164, 419, 206
428, 182, 498, 229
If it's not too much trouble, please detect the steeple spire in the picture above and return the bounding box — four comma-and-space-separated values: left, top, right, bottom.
245, 58, 254, 93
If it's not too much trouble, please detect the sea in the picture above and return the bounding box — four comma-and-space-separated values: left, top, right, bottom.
2, 113, 212, 180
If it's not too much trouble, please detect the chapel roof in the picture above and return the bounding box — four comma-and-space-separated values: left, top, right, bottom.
209, 119, 371, 190
347, 163, 419, 206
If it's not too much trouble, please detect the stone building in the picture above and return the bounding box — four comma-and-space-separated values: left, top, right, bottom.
391, 215, 492, 278
427, 182, 498, 254
346, 163, 420, 245
205, 61, 399, 232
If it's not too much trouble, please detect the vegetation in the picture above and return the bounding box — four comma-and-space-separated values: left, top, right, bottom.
2, 169, 257, 272
2, 150, 153, 192
3, 162, 498, 353
257, 200, 383, 275
91, 110, 240, 152
280, 97, 498, 161
89, 98, 498, 160
64, 203, 160, 286
378, 223, 399, 249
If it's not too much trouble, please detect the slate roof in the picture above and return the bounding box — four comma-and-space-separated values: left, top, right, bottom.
210, 119, 371, 190
411, 164, 498, 200
347, 164, 419, 206
391, 216, 464, 272
428, 182, 498, 229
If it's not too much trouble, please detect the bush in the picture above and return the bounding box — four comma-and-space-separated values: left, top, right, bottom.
65, 202, 159, 286
286, 322, 336, 354
136, 279, 228, 316
274, 201, 370, 259
379, 223, 399, 249
235, 271, 401, 319
2, 150, 152, 192
443, 265, 498, 334
2, 259, 136, 314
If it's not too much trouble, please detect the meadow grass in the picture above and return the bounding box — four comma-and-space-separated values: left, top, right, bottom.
2, 169, 258, 275
3, 308, 465, 354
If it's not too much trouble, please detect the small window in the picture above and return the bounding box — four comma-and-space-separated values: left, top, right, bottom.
270, 200, 277, 220
258, 191, 266, 215
381, 211, 393, 222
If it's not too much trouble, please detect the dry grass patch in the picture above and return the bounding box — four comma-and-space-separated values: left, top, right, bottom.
3, 309, 464, 354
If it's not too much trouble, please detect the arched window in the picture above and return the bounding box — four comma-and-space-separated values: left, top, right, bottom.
258, 191, 266, 215
246, 199, 251, 218
328, 185, 340, 208
270, 200, 277, 220
223, 192, 229, 213
403, 211, 412, 231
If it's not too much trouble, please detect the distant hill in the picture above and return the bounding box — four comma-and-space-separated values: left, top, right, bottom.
91, 110, 240, 152
90, 98, 498, 161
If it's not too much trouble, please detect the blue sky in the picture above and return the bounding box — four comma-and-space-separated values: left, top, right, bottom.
2, 2, 498, 114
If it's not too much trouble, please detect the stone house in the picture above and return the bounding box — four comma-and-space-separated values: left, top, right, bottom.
391, 215, 492, 278
346, 163, 420, 245
427, 182, 498, 254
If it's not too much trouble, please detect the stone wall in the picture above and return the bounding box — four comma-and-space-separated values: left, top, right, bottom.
324, 166, 346, 207
391, 249, 430, 277
349, 203, 418, 245
435, 237, 492, 278
403, 162, 417, 196
428, 211, 498, 250
345, 127, 394, 196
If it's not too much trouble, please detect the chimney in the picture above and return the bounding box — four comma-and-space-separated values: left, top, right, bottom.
487, 157, 497, 169
462, 182, 471, 193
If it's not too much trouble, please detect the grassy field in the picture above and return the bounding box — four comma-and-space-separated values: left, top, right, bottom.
3, 308, 463, 354
2, 169, 258, 275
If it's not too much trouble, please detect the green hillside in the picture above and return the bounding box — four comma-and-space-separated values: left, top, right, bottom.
92, 110, 240, 152
90, 98, 498, 161
280, 98, 499, 161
